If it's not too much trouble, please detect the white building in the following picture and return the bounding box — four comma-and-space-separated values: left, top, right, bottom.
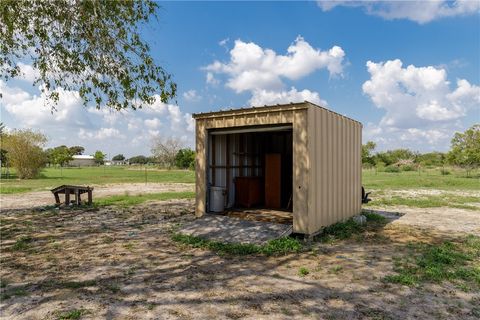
68, 155, 96, 167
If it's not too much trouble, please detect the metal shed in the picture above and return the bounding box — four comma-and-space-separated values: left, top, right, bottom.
193, 101, 362, 236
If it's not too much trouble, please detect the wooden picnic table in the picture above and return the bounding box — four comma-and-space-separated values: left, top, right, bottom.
51, 185, 93, 206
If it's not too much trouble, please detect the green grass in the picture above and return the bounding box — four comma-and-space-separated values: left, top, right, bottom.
364, 194, 480, 210
298, 267, 310, 277
0, 166, 194, 194
385, 235, 480, 288
57, 309, 86, 320
12, 236, 33, 251
94, 191, 195, 207
171, 234, 303, 256
363, 167, 480, 191
316, 212, 386, 243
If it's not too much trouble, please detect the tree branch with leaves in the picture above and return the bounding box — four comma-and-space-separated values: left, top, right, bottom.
0, 0, 176, 110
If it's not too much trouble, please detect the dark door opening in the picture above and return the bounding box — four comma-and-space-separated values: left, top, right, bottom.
207, 126, 293, 215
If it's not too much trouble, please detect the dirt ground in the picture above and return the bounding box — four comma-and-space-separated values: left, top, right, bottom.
1, 189, 479, 319
0, 183, 195, 210
368, 207, 480, 236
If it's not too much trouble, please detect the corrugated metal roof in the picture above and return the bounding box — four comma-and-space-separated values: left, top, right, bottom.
192, 100, 362, 125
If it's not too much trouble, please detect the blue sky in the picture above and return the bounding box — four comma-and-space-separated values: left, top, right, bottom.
1, 1, 479, 157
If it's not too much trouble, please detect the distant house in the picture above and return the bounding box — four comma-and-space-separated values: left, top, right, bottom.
68, 155, 96, 167
105, 159, 129, 166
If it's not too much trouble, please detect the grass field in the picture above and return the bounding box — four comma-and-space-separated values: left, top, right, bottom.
362, 167, 480, 191
0, 166, 195, 194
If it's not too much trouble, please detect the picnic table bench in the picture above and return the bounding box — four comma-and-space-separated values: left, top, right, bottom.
51, 185, 93, 206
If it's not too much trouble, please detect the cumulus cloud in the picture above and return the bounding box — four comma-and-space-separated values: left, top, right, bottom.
0, 71, 196, 155
205, 36, 345, 93
0, 80, 91, 127
183, 89, 201, 102
79, 127, 124, 140
317, 0, 480, 24
249, 88, 327, 107
362, 59, 479, 150
205, 36, 343, 106
206, 72, 219, 85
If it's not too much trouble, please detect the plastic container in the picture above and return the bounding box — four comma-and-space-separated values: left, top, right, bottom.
210, 186, 227, 212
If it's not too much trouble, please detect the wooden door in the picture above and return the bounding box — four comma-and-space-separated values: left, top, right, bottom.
265, 153, 281, 208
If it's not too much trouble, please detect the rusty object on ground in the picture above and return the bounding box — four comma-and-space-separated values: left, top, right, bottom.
51, 185, 94, 206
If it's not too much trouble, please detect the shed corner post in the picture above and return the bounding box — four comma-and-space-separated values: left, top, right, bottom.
195, 119, 207, 217
292, 107, 310, 234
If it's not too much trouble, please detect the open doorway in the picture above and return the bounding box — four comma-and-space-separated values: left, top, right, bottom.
206, 125, 293, 223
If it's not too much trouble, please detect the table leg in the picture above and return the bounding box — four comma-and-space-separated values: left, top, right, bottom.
54, 193, 60, 205
75, 189, 80, 205
87, 190, 92, 205
65, 189, 70, 205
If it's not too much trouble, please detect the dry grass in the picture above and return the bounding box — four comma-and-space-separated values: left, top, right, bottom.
1, 199, 479, 319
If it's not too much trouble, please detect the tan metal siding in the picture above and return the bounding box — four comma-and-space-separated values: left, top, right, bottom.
307, 104, 362, 234
195, 102, 362, 235
195, 120, 207, 217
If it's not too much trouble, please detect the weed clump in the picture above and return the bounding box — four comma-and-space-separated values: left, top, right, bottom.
385, 235, 480, 288
12, 236, 33, 251
298, 267, 310, 277
171, 234, 302, 256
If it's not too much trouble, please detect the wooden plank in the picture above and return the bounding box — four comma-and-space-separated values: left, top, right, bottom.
65, 188, 70, 205
87, 190, 93, 205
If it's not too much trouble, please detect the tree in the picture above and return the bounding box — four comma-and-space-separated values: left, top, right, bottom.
128, 155, 148, 165
416, 152, 446, 167
2, 129, 47, 179
151, 137, 182, 169
447, 124, 480, 176
94, 150, 106, 165
0, 0, 176, 110
69, 146, 85, 155
0, 122, 7, 167
361, 141, 376, 167
112, 154, 125, 161
50, 145, 73, 167
374, 148, 415, 166
175, 148, 195, 169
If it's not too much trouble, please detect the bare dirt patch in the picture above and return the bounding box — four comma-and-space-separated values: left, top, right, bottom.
1, 200, 479, 319
368, 206, 480, 236
0, 183, 194, 210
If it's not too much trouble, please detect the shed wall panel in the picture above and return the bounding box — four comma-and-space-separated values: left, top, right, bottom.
307, 103, 362, 234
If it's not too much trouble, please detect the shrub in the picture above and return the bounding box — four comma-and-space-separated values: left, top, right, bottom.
2, 129, 47, 179
401, 165, 415, 172
385, 165, 400, 173
440, 168, 451, 175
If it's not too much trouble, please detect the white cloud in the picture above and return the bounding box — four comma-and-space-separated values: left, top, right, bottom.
317, 0, 480, 24
144, 118, 162, 129
0, 70, 196, 156
0, 80, 91, 127
183, 89, 201, 102
205, 36, 343, 106
204, 36, 345, 93
206, 72, 219, 85
17, 62, 40, 82
249, 88, 327, 107
219, 37, 230, 47
362, 59, 479, 150
79, 127, 124, 140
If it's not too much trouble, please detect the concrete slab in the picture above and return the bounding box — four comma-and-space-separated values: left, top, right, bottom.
178, 215, 293, 245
